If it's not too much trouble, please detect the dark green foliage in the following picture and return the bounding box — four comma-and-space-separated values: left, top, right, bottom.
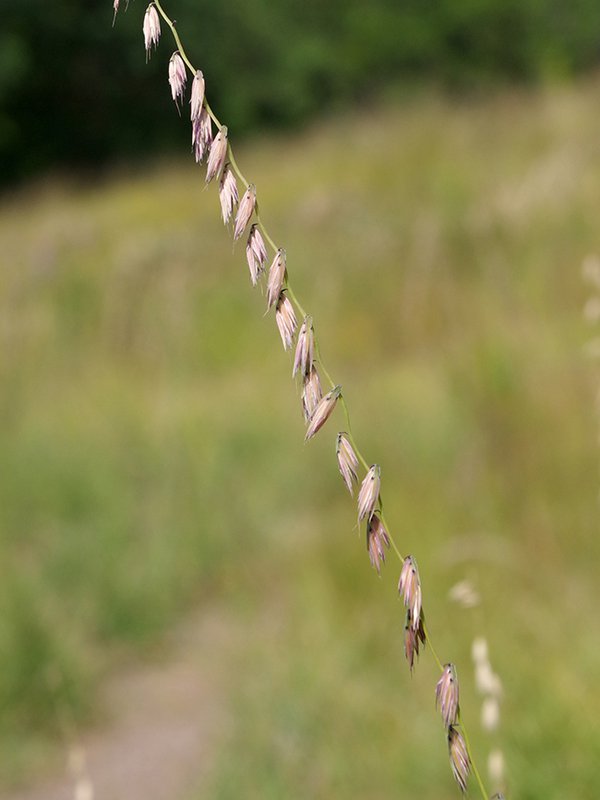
2, 0, 600, 183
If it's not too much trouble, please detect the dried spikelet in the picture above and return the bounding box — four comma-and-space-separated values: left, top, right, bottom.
336, 432, 359, 494
168, 52, 187, 105
404, 608, 426, 672
398, 555, 422, 630
305, 385, 341, 441
292, 316, 315, 378
245, 224, 267, 285
192, 107, 213, 163
302, 367, 322, 421
266, 248, 287, 309
233, 184, 257, 240
190, 70, 205, 121
206, 126, 228, 183
447, 726, 471, 794
366, 512, 390, 574
357, 464, 381, 522
275, 293, 297, 350
219, 164, 239, 224
436, 663, 460, 727
143, 4, 161, 56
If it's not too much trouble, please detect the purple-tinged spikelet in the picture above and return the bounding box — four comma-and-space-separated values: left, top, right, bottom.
366, 513, 390, 574
275, 293, 297, 350
190, 70, 205, 121
336, 432, 359, 494
448, 726, 471, 794
206, 126, 228, 183
357, 464, 381, 522
266, 248, 287, 309
143, 4, 161, 56
192, 107, 212, 164
292, 316, 315, 378
168, 51, 187, 105
234, 184, 257, 240
398, 555, 422, 630
245, 225, 267, 285
302, 367, 322, 421
404, 608, 426, 672
219, 164, 239, 224
305, 385, 341, 441
436, 663, 460, 728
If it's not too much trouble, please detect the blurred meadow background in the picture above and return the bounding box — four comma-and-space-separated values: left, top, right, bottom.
1, 1, 600, 798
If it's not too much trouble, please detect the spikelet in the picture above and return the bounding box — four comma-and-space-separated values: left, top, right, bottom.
336, 432, 358, 494
404, 608, 426, 672
266, 248, 286, 309
143, 4, 161, 56
190, 70, 205, 121
447, 726, 471, 794
168, 52, 187, 105
398, 555, 422, 630
292, 316, 315, 378
219, 164, 239, 224
233, 184, 257, 240
302, 367, 322, 421
192, 107, 212, 163
275, 293, 297, 350
305, 385, 341, 441
366, 512, 390, 574
357, 464, 381, 522
245, 224, 267, 285
436, 663, 460, 728
206, 126, 228, 183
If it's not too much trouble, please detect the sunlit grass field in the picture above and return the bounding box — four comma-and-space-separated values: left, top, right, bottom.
1, 78, 599, 797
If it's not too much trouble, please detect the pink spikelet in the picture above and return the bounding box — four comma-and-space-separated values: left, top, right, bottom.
302, 367, 322, 421
246, 225, 267, 286
168, 51, 187, 106
357, 464, 381, 522
143, 4, 161, 57
398, 555, 422, 630
206, 126, 228, 183
233, 184, 257, 240
305, 385, 341, 441
266, 248, 286, 309
192, 107, 212, 164
366, 512, 390, 574
448, 726, 471, 793
292, 316, 314, 378
275, 293, 298, 350
404, 609, 426, 672
190, 70, 205, 121
436, 663, 460, 728
219, 164, 239, 224
336, 432, 359, 494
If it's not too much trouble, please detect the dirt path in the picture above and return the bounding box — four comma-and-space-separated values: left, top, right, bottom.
2, 606, 235, 800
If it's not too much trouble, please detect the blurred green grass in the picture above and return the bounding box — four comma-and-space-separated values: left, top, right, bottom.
1, 79, 600, 796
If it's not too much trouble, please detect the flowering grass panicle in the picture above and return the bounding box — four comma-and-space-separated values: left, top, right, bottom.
357, 464, 381, 522
190, 70, 205, 121
448, 725, 471, 793
192, 108, 212, 163
266, 248, 287, 309
246, 224, 267, 285
206, 127, 228, 183
218, 165, 239, 224
301, 367, 323, 421
234, 184, 257, 240
366, 512, 390, 574
292, 316, 315, 378
404, 609, 426, 671
336, 432, 359, 494
168, 51, 187, 105
142, 4, 161, 56
436, 663, 460, 728
275, 293, 297, 350
305, 385, 342, 441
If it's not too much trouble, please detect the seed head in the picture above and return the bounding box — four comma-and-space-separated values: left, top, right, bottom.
218, 164, 239, 224
206, 126, 228, 183
357, 464, 381, 522
336, 432, 359, 494
266, 248, 287, 309
302, 367, 322, 421
245, 225, 267, 286
143, 4, 161, 56
366, 513, 390, 574
190, 70, 205, 121
275, 293, 297, 350
234, 184, 257, 240
404, 608, 426, 672
305, 385, 341, 441
192, 107, 213, 164
398, 555, 422, 630
168, 51, 187, 105
436, 663, 460, 728
447, 726, 471, 794
292, 316, 315, 378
